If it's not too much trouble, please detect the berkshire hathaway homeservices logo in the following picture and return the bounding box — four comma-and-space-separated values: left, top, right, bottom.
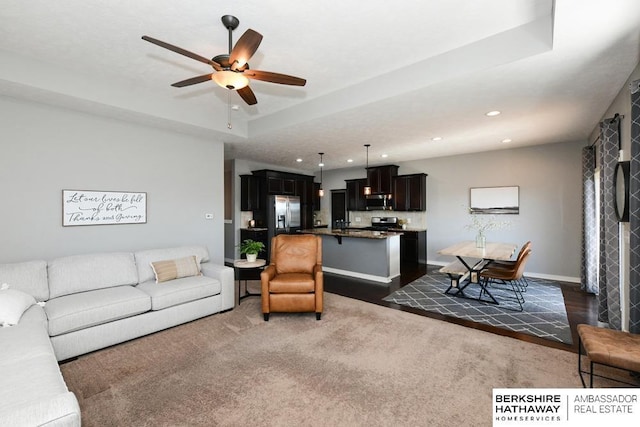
493, 388, 639, 426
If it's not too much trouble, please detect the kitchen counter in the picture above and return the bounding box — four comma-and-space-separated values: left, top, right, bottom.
299, 228, 400, 283
389, 227, 427, 232
299, 228, 403, 239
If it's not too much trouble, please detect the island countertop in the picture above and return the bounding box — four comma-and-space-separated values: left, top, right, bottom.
299, 228, 403, 239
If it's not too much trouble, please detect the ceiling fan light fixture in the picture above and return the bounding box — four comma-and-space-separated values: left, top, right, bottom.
211, 71, 249, 90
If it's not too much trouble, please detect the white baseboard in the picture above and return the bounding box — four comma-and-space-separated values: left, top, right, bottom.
323, 266, 397, 284
427, 260, 580, 284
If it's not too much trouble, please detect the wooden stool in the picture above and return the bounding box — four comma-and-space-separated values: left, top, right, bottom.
577, 324, 640, 388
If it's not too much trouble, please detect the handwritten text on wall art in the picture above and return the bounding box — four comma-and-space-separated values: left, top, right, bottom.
62, 190, 147, 226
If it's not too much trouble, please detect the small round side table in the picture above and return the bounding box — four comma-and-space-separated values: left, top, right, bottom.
233, 258, 266, 306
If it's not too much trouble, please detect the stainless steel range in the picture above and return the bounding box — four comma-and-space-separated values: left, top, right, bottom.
368, 216, 399, 231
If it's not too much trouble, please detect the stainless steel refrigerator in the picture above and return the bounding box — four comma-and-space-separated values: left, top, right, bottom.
267, 195, 301, 260
270, 195, 301, 233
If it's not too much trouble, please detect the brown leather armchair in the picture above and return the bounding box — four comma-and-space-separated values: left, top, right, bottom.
260, 234, 323, 321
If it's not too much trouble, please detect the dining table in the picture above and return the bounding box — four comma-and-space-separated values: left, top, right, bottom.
438, 240, 518, 305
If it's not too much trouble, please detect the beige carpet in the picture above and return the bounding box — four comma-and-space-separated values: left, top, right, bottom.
60, 291, 598, 427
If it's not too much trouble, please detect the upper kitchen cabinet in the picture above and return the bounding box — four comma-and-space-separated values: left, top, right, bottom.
267, 176, 296, 195
393, 173, 427, 211
366, 165, 399, 194
249, 169, 315, 229
346, 178, 368, 211
253, 170, 301, 196
240, 174, 262, 211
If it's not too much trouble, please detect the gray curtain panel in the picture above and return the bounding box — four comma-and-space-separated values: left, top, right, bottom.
581, 146, 598, 293
629, 79, 640, 334
598, 117, 622, 329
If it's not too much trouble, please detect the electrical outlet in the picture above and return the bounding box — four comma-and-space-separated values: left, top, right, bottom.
355, 217, 361, 222
205, 213, 214, 220
406, 218, 411, 224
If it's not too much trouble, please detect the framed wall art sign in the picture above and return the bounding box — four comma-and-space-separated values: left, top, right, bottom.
62, 190, 147, 226
469, 186, 519, 214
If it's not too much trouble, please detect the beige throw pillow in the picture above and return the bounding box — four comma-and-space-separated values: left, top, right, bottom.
150, 256, 201, 283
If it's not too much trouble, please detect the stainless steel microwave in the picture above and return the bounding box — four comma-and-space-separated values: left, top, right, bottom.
365, 194, 392, 210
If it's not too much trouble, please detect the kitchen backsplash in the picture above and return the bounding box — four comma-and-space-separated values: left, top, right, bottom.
240, 211, 254, 228
347, 211, 427, 229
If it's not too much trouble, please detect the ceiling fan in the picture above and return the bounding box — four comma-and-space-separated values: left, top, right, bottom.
142, 15, 306, 106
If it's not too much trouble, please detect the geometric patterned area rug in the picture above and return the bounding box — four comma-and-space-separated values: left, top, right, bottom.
383, 274, 573, 344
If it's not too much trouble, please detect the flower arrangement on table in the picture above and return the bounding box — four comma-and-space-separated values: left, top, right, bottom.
464, 214, 511, 248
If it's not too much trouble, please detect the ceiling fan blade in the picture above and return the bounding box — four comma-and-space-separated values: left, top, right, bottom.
243, 70, 306, 86
142, 36, 222, 71
237, 85, 258, 105
229, 29, 263, 71
171, 73, 214, 88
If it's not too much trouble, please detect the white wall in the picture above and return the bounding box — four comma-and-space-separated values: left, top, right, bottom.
320, 141, 584, 281
0, 96, 225, 264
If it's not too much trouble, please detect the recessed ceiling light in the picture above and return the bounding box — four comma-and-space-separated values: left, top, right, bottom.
296, 158, 303, 162
381, 154, 388, 158
347, 159, 354, 163
486, 110, 501, 117
231, 105, 240, 111
432, 137, 442, 141
501, 138, 512, 143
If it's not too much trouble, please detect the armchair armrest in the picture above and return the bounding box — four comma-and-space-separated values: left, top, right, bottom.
314, 264, 323, 313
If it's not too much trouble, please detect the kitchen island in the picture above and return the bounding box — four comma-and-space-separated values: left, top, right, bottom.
299, 228, 401, 283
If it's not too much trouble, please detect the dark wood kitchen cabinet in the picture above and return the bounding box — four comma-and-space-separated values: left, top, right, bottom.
248, 169, 316, 230
393, 173, 427, 211
240, 174, 262, 212
253, 170, 303, 196
366, 165, 399, 194
346, 178, 368, 211
267, 176, 295, 195
400, 230, 427, 265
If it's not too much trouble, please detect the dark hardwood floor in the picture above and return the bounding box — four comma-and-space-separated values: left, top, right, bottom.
323, 263, 598, 354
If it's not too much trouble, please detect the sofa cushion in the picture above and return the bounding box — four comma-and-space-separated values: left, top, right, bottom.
48, 252, 138, 299
136, 275, 221, 310
0, 392, 80, 427
0, 285, 36, 327
0, 322, 76, 421
0, 320, 53, 362
150, 256, 201, 283
0, 260, 49, 301
45, 286, 151, 337
135, 246, 210, 284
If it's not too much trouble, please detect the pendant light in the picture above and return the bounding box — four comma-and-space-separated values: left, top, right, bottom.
318, 152, 325, 197
363, 144, 372, 196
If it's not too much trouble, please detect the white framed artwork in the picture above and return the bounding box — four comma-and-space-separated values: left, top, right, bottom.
469, 186, 519, 214
62, 190, 147, 226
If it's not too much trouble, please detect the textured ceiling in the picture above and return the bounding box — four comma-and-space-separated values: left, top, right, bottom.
1, 0, 639, 172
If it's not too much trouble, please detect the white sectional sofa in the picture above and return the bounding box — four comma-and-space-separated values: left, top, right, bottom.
0, 245, 234, 427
